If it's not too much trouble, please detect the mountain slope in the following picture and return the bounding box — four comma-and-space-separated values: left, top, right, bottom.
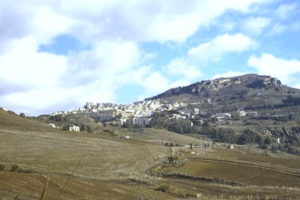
146, 74, 300, 112
0, 108, 53, 132
147, 74, 290, 100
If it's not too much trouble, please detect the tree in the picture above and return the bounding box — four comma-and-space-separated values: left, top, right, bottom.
87, 125, 93, 133
80, 124, 87, 132
264, 136, 272, 145
202, 120, 210, 128
19, 113, 26, 118
237, 134, 248, 145
62, 125, 69, 131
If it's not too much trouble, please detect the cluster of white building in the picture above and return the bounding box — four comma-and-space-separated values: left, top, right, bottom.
51, 99, 205, 126
50, 99, 258, 127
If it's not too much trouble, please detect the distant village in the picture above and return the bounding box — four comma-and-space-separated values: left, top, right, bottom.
50, 98, 259, 130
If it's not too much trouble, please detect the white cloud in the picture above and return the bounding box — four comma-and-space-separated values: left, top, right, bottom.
0, 0, 277, 115
248, 53, 300, 84
293, 84, 300, 89
242, 17, 271, 35
267, 23, 287, 36
212, 71, 247, 79
164, 58, 202, 80
0, 0, 268, 44
276, 3, 297, 19
0, 37, 68, 88
138, 72, 170, 100
188, 33, 256, 63
0, 37, 143, 115
221, 22, 236, 32
169, 80, 191, 88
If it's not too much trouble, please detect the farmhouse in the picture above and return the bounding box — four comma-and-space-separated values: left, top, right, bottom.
69, 125, 80, 132
49, 123, 56, 128
213, 113, 231, 121
247, 111, 258, 117
237, 109, 247, 117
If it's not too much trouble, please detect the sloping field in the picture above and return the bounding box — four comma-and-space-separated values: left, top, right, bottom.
0, 109, 54, 132
0, 129, 168, 179
0, 172, 173, 200
129, 128, 206, 145
0, 110, 173, 199
169, 160, 300, 187
153, 146, 300, 199
1, 109, 300, 199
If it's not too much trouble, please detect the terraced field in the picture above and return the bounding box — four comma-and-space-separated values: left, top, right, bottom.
151, 146, 300, 199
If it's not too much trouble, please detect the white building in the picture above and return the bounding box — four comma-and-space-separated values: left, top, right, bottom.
133, 117, 151, 126
69, 125, 80, 132
49, 123, 56, 128
98, 110, 116, 121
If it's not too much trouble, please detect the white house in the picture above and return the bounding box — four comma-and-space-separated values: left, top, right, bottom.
69, 125, 80, 132
193, 108, 200, 115
247, 111, 258, 117
237, 110, 247, 117
172, 114, 183, 119
133, 117, 151, 126
214, 113, 231, 121
49, 123, 56, 128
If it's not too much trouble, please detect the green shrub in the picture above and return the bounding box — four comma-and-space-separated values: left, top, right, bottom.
0, 164, 6, 171
10, 164, 19, 172
158, 184, 171, 192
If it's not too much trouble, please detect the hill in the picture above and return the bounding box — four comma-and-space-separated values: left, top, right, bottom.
147, 74, 299, 108
0, 108, 56, 132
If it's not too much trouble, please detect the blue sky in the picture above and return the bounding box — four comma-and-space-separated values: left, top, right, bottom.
0, 0, 300, 116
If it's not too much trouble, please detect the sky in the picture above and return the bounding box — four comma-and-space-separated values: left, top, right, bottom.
1, 0, 300, 116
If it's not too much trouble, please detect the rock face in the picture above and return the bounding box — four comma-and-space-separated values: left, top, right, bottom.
146, 74, 282, 100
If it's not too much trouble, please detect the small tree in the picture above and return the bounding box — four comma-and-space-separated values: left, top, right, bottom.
202, 120, 210, 128
87, 125, 93, 133
62, 125, 69, 131
80, 124, 87, 132
264, 136, 272, 145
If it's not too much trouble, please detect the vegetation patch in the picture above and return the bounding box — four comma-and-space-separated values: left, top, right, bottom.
157, 184, 197, 198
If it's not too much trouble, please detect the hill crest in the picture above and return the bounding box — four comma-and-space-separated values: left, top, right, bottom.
146, 74, 284, 101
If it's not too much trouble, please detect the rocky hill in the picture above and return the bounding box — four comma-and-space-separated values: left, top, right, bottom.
147, 74, 287, 100
146, 74, 300, 112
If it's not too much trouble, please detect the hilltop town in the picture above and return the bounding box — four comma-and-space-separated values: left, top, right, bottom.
50, 74, 287, 127
51, 99, 201, 126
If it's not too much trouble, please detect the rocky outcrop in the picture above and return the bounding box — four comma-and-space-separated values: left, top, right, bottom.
147, 74, 283, 100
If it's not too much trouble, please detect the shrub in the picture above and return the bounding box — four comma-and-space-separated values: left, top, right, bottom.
10, 165, 34, 173
10, 164, 19, 172
0, 164, 6, 171
87, 125, 93, 133
62, 125, 69, 131
264, 136, 272, 145
158, 184, 171, 192
80, 124, 87, 132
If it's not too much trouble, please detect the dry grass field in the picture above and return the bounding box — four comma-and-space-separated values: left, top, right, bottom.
1, 109, 300, 199
152, 146, 300, 199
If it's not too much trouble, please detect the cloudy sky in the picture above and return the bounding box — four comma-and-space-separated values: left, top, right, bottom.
1, 0, 300, 116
